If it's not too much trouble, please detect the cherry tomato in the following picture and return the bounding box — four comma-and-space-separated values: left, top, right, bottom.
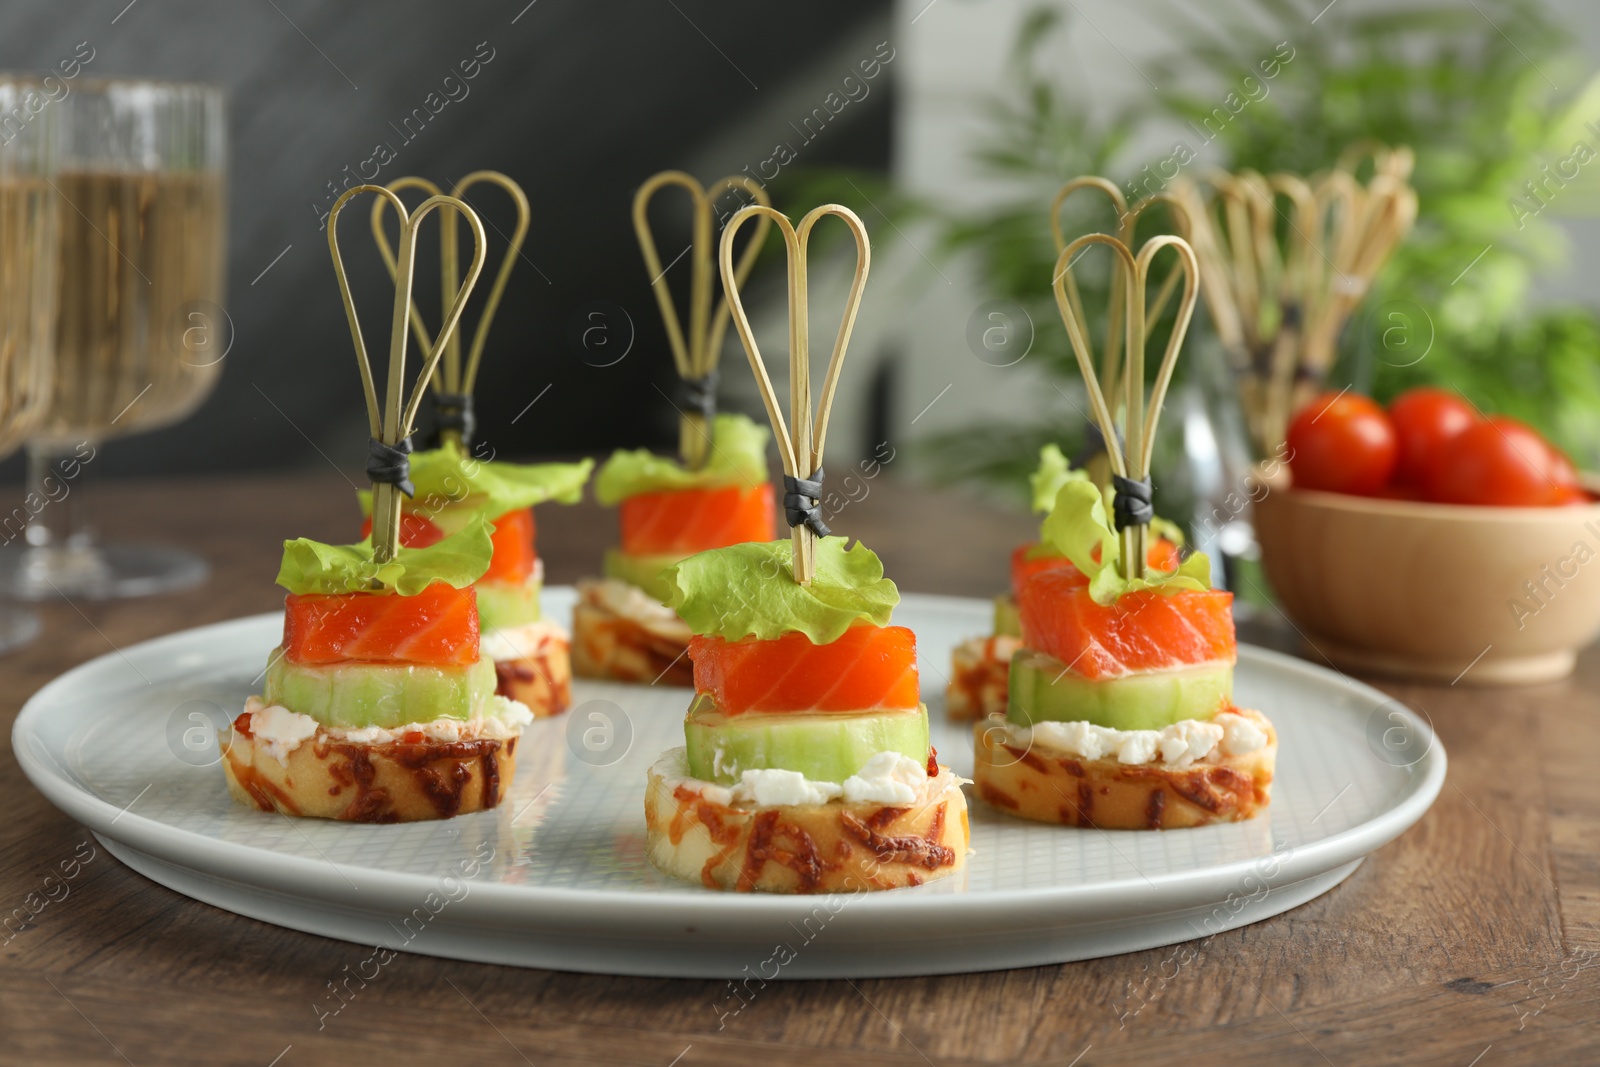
1427, 417, 1562, 507
1387, 387, 1478, 487
1286, 392, 1398, 496
1547, 445, 1580, 493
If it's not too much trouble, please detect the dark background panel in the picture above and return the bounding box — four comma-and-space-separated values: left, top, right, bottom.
0, 0, 894, 476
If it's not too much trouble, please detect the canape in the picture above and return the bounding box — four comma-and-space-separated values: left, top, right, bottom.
646, 538, 969, 891
577, 414, 775, 685
643, 199, 969, 891
947, 444, 1183, 720
223, 180, 533, 821
971, 479, 1276, 829
575, 169, 779, 686
363, 171, 589, 716
222, 519, 535, 822
970, 216, 1276, 830
359, 445, 592, 716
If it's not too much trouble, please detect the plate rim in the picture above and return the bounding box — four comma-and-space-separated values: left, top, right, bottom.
12, 590, 1447, 929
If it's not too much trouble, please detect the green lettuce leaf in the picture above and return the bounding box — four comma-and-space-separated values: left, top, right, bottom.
594, 413, 769, 506
358, 443, 593, 520
1150, 515, 1187, 549
1028, 443, 1089, 514
276, 517, 494, 596
1040, 479, 1119, 583
1039, 479, 1211, 605
662, 536, 900, 643
406, 444, 595, 518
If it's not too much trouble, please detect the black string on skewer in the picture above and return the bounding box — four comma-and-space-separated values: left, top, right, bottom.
782, 468, 831, 537
679, 369, 719, 422
1111, 473, 1153, 531
432, 392, 476, 447
367, 436, 415, 498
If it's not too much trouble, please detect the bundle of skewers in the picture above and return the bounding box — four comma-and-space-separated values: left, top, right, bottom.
1173, 143, 1418, 457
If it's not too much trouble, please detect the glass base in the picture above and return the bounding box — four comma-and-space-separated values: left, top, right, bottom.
0, 605, 41, 652
0, 543, 209, 601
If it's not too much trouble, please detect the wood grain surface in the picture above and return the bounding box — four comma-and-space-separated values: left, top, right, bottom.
1, 473, 1595, 1066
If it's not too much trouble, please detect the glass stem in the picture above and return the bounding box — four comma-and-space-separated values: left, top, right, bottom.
22, 439, 98, 550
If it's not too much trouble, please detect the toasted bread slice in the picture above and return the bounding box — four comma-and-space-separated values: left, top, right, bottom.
971, 708, 1275, 829
220, 721, 519, 823
571, 579, 694, 685
645, 750, 969, 893
946, 635, 1020, 721
492, 638, 572, 718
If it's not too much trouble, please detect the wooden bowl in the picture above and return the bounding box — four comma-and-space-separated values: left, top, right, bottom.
1253, 476, 1600, 685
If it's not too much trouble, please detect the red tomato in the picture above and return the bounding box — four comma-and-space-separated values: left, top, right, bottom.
1555, 485, 1593, 506
1286, 392, 1398, 495
1547, 445, 1580, 493
1387, 387, 1478, 487
1427, 417, 1563, 507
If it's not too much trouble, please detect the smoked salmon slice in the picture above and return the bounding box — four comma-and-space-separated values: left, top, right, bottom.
619, 483, 774, 557
359, 511, 446, 549
482, 508, 536, 584
1017, 569, 1234, 680
1011, 543, 1075, 596
284, 582, 481, 666
688, 624, 920, 715
360, 508, 537, 584
1010, 539, 1183, 597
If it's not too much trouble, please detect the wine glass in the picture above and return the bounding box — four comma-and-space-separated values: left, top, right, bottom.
0, 76, 63, 646
0, 79, 227, 600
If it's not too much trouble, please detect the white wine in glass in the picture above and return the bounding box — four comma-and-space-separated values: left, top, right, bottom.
0, 80, 227, 600
0, 76, 62, 644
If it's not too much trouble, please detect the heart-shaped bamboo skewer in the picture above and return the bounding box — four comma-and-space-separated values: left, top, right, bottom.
1174, 145, 1416, 456
1052, 232, 1199, 582
1051, 177, 1128, 398
1049, 179, 1192, 419
369, 171, 529, 448
329, 184, 487, 570
719, 204, 870, 586
634, 171, 772, 471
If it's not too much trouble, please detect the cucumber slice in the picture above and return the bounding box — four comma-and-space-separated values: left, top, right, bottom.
1007, 648, 1232, 731
603, 548, 688, 603
263, 651, 497, 728
476, 575, 542, 628
993, 594, 1020, 637
684, 695, 929, 784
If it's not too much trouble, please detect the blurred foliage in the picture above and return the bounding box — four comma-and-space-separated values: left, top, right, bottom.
930, 0, 1600, 487
1162, 0, 1600, 462
922, 8, 1155, 492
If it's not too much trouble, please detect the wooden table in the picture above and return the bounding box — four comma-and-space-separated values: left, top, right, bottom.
2, 473, 1595, 1066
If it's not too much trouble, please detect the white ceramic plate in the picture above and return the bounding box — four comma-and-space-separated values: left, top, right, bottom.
13, 588, 1445, 978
